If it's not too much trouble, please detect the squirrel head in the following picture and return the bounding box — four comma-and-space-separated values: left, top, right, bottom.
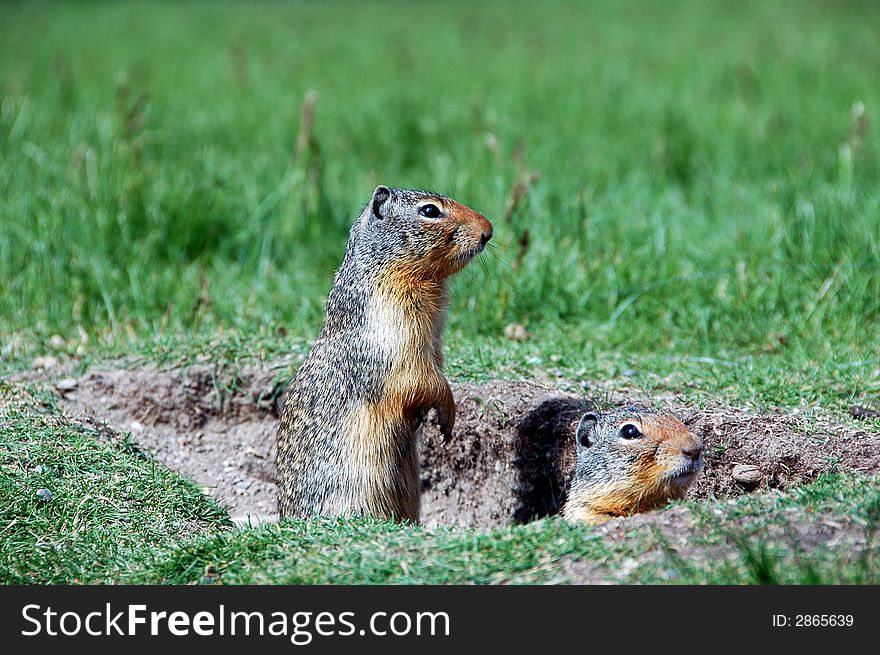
566, 406, 704, 521
349, 186, 494, 282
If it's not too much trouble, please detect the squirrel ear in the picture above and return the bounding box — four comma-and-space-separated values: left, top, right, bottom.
575, 412, 598, 449
370, 185, 392, 220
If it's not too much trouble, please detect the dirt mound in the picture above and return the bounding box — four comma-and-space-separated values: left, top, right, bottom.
680, 406, 880, 499
41, 363, 880, 528
53, 364, 287, 521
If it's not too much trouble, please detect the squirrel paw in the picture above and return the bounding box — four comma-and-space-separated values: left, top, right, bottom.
438, 417, 453, 444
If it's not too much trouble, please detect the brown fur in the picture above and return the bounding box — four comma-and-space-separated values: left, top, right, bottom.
276, 187, 492, 522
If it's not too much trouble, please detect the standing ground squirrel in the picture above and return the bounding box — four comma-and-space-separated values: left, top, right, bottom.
562, 407, 704, 525
276, 185, 493, 522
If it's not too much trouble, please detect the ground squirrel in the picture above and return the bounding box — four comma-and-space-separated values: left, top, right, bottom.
276, 185, 493, 522
562, 407, 703, 525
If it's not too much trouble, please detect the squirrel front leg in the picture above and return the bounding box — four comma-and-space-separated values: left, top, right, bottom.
435, 380, 456, 444
430, 333, 455, 442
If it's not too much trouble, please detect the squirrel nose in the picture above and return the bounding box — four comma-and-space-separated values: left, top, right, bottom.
479, 221, 493, 246
682, 445, 703, 461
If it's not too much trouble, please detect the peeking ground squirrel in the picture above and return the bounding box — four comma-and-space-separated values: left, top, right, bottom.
562, 407, 704, 525
276, 185, 493, 522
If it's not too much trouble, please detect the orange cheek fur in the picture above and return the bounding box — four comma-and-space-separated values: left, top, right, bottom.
575, 460, 681, 521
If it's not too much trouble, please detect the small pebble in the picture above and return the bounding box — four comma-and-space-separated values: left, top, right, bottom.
32, 356, 59, 370
49, 335, 66, 350
851, 405, 880, 420
36, 488, 52, 502
503, 323, 530, 342
732, 464, 762, 489
55, 378, 78, 396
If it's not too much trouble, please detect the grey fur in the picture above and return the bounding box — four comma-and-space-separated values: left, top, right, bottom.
276, 186, 492, 522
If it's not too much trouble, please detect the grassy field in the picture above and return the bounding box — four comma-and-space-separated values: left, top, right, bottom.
1, 0, 879, 584
0, 384, 230, 584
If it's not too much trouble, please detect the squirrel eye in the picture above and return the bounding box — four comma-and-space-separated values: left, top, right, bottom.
620, 424, 642, 439
418, 203, 442, 219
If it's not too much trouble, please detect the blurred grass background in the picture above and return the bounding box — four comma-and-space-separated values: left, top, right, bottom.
1, 0, 878, 398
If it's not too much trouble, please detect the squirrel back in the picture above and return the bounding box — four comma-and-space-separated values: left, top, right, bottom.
276, 185, 493, 522
562, 407, 704, 525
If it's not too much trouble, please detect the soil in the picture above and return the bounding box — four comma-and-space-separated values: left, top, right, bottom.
22, 362, 880, 528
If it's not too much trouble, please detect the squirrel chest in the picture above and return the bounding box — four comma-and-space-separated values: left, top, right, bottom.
356, 286, 449, 430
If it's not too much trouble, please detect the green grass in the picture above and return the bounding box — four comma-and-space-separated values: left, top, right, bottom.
1, 0, 879, 584
0, 384, 230, 584
129, 474, 880, 584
